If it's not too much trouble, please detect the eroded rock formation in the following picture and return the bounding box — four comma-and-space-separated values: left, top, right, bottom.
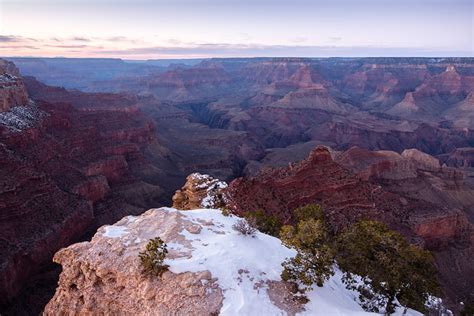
0, 68, 165, 311
226, 146, 474, 305
172, 173, 227, 210
44, 209, 224, 316
0, 60, 29, 112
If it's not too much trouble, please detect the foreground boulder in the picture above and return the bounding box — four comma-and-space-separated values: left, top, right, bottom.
44, 208, 422, 315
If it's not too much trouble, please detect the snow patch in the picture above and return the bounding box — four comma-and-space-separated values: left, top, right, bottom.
163, 208, 423, 316
103, 225, 128, 238
194, 174, 228, 208
0, 102, 47, 132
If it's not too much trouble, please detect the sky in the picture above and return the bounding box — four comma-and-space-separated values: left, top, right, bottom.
0, 0, 473, 59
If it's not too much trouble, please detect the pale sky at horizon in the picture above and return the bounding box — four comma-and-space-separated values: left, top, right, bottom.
0, 0, 473, 59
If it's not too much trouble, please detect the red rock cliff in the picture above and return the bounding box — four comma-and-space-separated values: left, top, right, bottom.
0, 76, 162, 309
0, 60, 29, 112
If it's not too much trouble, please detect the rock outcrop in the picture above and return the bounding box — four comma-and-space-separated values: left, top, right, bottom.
44, 209, 224, 316
444, 147, 474, 168
0, 60, 29, 112
401, 148, 440, 170
44, 208, 421, 316
172, 173, 227, 210
226, 146, 408, 228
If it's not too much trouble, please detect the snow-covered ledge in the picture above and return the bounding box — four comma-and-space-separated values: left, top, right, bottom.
44, 207, 424, 316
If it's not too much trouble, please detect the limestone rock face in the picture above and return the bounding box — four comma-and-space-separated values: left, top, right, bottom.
0, 59, 29, 112
44, 209, 224, 316
402, 148, 440, 171
172, 173, 227, 210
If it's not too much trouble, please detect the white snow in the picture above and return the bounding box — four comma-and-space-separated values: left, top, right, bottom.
0, 73, 19, 83
162, 208, 422, 316
103, 225, 129, 238
190, 173, 228, 209
0, 102, 47, 132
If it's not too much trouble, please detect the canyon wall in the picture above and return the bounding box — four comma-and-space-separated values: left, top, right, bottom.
0, 63, 165, 312
0, 60, 29, 112
226, 146, 474, 305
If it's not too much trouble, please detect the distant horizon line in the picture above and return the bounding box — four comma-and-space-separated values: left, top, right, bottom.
3, 56, 474, 61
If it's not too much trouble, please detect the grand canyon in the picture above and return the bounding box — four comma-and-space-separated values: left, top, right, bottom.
1, 56, 473, 314
1, 0, 473, 314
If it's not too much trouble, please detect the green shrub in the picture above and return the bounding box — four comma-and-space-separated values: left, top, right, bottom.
221, 207, 231, 217
279, 204, 441, 315
293, 204, 325, 223
280, 217, 334, 292
139, 237, 169, 277
244, 210, 282, 237
336, 220, 440, 314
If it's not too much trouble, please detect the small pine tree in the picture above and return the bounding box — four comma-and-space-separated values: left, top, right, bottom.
139, 237, 169, 277
280, 217, 335, 292
244, 210, 282, 237
336, 220, 440, 315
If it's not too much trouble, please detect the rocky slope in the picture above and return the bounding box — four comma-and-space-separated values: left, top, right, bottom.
0, 61, 265, 313
44, 207, 422, 316
226, 146, 474, 307
0, 62, 168, 313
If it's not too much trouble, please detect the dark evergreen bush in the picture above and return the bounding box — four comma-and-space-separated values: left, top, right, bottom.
336, 220, 440, 314
279, 204, 441, 315
280, 216, 334, 292
139, 237, 169, 277
244, 210, 282, 237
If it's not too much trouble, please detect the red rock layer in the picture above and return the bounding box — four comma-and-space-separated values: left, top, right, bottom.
226, 147, 412, 230
0, 98, 162, 308
0, 60, 29, 112
226, 146, 474, 305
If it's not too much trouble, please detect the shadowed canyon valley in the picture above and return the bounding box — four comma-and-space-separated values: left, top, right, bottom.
1, 57, 474, 314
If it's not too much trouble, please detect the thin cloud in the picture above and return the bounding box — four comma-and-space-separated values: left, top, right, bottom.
45, 44, 90, 49
105, 36, 129, 42
0, 45, 39, 50
290, 37, 308, 43
0, 35, 20, 42
329, 36, 343, 42
71, 36, 91, 42
90, 43, 473, 58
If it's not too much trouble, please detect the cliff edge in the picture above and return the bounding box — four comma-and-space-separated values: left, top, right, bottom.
44, 207, 422, 315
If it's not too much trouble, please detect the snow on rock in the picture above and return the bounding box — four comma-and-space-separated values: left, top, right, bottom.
0, 101, 48, 132
172, 173, 228, 210
44, 207, 423, 316
103, 225, 129, 238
